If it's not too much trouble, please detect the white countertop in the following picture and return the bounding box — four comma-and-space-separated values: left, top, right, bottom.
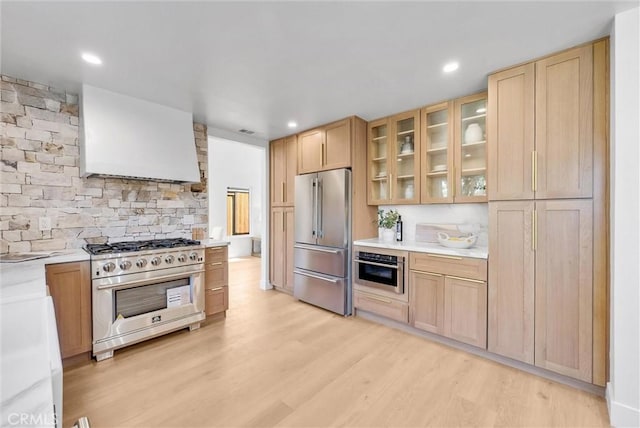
200, 239, 230, 248
353, 238, 489, 259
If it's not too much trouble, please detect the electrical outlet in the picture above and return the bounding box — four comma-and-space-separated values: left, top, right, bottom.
39, 217, 52, 231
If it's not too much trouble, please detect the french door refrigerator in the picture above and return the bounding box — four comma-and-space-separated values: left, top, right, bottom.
294, 168, 351, 315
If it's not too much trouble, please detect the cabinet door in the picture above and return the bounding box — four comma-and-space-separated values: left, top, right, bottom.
444, 276, 487, 348
488, 63, 535, 201
410, 270, 444, 334
368, 118, 390, 204
390, 110, 420, 204
454, 92, 488, 203
535, 200, 593, 382
535, 45, 593, 199
421, 102, 454, 203
270, 138, 286, 206
323, 119, 351, 170
205, 286, 229, 316
488, 201, 535, 363
270, 208, 285, 288
284, 207, 295, 292
205, 262, 228, 289
284, 135, 297, 204
297, 128, 323, 174
46, 261, 92, 359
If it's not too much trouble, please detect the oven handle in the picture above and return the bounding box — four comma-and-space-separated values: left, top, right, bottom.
354, 258, 400, 270
96, 270, 205, 291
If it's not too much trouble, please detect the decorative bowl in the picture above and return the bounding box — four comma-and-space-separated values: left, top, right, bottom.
437, 232, 477, 249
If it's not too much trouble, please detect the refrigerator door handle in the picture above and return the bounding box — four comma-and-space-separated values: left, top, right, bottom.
312, 178, 317, 237
317, 178, 323, 238
294, 269, 340, 284
294, 243, 341, 254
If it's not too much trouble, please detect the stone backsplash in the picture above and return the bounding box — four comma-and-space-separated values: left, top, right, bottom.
0, 75, 208, 253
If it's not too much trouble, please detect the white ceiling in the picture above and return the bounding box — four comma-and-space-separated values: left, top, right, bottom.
1, 1, 636, 141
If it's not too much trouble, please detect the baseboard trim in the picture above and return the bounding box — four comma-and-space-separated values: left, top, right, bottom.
260, 280, 273, 290
607, 382, 640, 427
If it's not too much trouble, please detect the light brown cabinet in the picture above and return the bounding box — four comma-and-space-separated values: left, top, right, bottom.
368, 110, 421, 204
204, 246, 229, 316
270, 207, 294, 293
270, 135, 297, 206
488, 44, 593, 201
353, 291, 409, 324
46, 261, 92, 359
421, 101, 454, 203
409, 252, 487, 348
297, 118, 351, 174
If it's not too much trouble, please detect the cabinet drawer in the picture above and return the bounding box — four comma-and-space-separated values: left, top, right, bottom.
205, 262, 228, 289
354, 291, 408, 323
410, 252, 487, 281
205, 286, 228, 316
205, 246, 228, 263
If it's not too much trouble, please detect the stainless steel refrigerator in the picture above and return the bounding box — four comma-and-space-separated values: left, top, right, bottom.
293, 168, 351, 315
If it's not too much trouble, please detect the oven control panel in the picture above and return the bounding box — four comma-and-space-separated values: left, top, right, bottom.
91, 247, 205, 279
357, 251, 401, 265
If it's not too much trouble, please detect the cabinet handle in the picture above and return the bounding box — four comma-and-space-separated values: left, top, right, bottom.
426, 253, 462, 261
282, 181, 285, 202
208, 262, 223, 266
389, 174, 393, 199
283, 211, 286, 232
361, 294, 392, 304
209, 287, 224, 292
446, 275, 485, 284
532, 209, 537, 251
452, 166, 456, 197
321, 143, 325, 166
531, 151, 537, 192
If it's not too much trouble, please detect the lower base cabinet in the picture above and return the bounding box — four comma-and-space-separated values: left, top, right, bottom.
270, 207, 294, 293
409, 253, 488, 348
354, 290, 409, 323
205, 246, 229, 316
45, 261, 92, 359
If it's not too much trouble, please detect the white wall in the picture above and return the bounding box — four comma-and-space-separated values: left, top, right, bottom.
381, 203, 489, 246
208, 136, 264, 259
608, 6, 640, 428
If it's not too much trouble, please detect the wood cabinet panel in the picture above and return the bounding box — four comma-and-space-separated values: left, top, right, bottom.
270, 207, 294, 292
46, 261, 92, 359
205, 246, 228, 316
488, 63, 535, 201
205, 262, 227, 289
205, 286, 228, 316
205, 246, 227, 263
270, 135, 297, 206
444, 276, 487, 348
535, 199, 593, 382
324, 119, 351, 170
535, 45, 593, 199
409, 252, 487, 281
297, 128, 324, 174
410, 270, 444, 334
420, 101, 454, 203
354, 290, 409, 323
488, 201, 535, 364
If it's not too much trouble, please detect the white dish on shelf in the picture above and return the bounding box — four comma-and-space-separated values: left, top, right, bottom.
437, 232, 477, 249
432, 164, 446, 172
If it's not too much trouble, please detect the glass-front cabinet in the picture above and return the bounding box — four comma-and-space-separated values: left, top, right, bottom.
368, 110, 421, 204
454, 92, 488, 203
421, 101, 454, 203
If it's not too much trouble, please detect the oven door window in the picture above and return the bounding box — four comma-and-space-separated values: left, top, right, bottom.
358, 262, 397, 288
115, 278, 191, 319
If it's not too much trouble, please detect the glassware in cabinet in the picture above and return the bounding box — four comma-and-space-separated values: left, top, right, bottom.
391, 111, 420, 202
421, 102, 453, 203
455, 93, 487, 201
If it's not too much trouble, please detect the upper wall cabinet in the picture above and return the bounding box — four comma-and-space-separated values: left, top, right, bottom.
421, 101, 454, 203
454, 92, 488, 203
298, 118, 351, 174
270, 135, 297, 206
368, 110, 421, 204
488, 45, 593, 201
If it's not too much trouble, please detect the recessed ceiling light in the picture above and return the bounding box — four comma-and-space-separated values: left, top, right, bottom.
81, 52, 102, 65
476, 107, 487, 114
287, 121, 297, 128
443, 61, 459, 73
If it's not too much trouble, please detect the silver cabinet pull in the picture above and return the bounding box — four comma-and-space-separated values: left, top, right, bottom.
294, 269, 339, 283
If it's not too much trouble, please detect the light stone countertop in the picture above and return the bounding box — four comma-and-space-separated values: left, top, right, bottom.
353, 238, 489, 260
199, 239, 230, 248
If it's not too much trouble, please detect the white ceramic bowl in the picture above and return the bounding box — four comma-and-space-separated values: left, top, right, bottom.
437, 232, 477, 249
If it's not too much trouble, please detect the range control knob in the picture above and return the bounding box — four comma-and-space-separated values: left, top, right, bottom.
165, 255, 175, 264
177, 254, 187, 263
119, 260, 132, 270
103, 262, 116, 273
136, 259, 147, 268
151, 257, 162, 266
189, 252, 198, 261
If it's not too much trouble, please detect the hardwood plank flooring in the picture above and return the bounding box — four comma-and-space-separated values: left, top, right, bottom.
63, 256, 610, 427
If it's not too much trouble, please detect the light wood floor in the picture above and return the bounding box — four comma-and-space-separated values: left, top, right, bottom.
63, 256, 610, 427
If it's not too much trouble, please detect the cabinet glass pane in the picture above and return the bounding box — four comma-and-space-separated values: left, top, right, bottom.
370, 124, 389, 200
459, 98, 487, 197
394, 117, 416, 200
425, 108, 449, 199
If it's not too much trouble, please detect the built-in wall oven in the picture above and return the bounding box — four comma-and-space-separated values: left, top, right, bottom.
354, 250, 405, 294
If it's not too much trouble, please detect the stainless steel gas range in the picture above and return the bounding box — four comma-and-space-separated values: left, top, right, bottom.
85, 238, 205, 361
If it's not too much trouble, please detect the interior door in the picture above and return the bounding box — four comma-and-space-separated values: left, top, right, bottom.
317, 169, 351, 249
294, 173, 317, 245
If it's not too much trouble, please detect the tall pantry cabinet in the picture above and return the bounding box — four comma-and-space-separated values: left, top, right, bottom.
487, 39, 608, 385
269, 136, 296, 292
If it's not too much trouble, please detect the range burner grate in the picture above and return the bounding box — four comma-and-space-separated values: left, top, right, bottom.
86, 238, 201, 255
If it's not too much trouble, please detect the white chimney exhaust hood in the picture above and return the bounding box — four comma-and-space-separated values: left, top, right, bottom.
80, 84, 201, 183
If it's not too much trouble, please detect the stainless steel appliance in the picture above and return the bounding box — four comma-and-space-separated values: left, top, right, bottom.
294, 169, 351, 315
86, 238, 205, 361
354, 250, 405, 294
